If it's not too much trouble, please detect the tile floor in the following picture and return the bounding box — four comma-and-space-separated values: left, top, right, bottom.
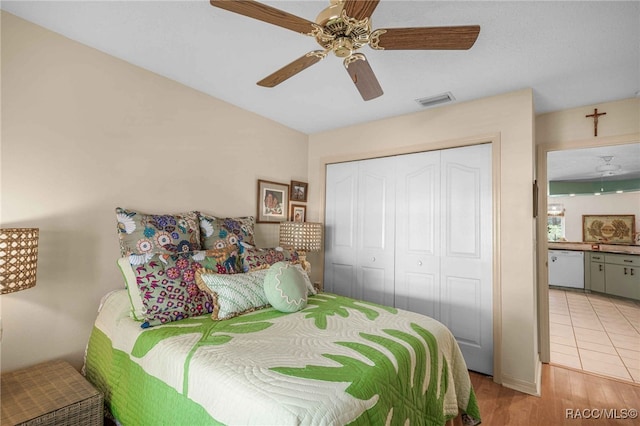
549, 288, 640, 383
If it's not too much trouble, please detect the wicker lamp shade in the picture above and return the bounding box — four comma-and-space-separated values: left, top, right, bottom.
279, 222, 322, 252
0, 228, 39, 295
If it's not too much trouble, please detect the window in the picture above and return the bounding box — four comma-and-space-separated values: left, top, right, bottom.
547, 204, 565, 241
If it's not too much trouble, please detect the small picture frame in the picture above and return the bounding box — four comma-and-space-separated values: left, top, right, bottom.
290, 180, 308, 202
257, 179, 289, 224
290, 204, 306, 222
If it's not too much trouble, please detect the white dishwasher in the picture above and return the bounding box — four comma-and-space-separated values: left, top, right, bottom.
548, 250, 585, 289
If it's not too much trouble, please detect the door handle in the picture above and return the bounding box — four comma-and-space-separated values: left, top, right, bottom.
599, 264, 603, 272
371, 257, 376, 262
417, 260, 423, 266
631, 268, 635, 276
624, 267, 628, 275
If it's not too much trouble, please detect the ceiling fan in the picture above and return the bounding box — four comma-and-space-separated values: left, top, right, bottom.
596, 156, 623, 177
210, 0, 481, 101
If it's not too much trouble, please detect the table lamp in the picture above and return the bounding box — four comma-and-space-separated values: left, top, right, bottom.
0, 228, 39, 295
279, 222, 322, 274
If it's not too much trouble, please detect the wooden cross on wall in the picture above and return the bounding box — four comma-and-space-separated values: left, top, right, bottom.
585, 108, 607, 137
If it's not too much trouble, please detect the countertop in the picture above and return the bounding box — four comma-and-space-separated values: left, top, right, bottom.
548, 241, 640, 255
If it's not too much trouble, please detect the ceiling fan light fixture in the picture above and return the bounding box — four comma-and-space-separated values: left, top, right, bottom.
210, 0, 480, 101
333, 37, 354, 57
415, 92, 455, 108
595, 155, 622, 173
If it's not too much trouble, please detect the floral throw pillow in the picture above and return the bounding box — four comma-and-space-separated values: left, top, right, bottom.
198, 248, 244, 275
241, 247, 299, 272
116, 207, 202, 257
199, 213, 256, 249
131, 252, 216, 328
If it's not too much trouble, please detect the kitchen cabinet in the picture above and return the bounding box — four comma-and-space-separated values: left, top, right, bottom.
588, 253, 605, 293
585, 252, 639, 300
604, 253, 640, 300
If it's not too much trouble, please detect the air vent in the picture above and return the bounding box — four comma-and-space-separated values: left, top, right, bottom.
415, 92, 455, 108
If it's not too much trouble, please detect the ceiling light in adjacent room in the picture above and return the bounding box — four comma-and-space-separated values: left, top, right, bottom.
596, 156, 622, 174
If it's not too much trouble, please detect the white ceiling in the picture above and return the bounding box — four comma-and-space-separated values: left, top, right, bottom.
547, 143, 640, 182
3, 0, 639, 136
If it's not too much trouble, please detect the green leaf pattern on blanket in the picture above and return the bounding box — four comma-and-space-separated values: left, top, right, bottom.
131, 309, 283, 357
131, 294, 398, 361
131, 308, 287, 393
272, 323, 450, 426
129, 294, 404, 398
305, 294, 397, 329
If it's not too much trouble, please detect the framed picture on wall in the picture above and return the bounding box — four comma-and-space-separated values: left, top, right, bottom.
257, 179, 289, 223
582, 214, 635, 243
290, 180, 308, 202
290, 204, 306, 222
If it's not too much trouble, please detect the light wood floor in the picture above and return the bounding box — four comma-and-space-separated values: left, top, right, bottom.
457, 363, 640, 425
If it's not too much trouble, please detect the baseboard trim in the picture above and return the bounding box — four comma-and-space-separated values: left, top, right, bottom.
501, 358, 542, 396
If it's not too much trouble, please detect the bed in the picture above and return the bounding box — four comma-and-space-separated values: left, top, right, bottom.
86, 208, 481, 425
84, 288, 480, 425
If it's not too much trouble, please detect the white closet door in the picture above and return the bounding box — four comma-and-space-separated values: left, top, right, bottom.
395, 151, 442, 318
324, 161, 358, 297
356, 156, 396, 306
324, 144, 493, 375
439, 144, 493, 375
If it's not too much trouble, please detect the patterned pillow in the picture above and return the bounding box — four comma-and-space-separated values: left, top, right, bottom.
196, 269, 270, 320
263, 262, 308, 313
119, 248, 241, 325
199, 213, 256, 249
116, 207, 201, 256
127, 252, 221, 328
199, 248, 244, 274
241, 247, 299, 272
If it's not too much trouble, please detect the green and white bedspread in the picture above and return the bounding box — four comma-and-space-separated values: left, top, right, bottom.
84, 289, 480, 425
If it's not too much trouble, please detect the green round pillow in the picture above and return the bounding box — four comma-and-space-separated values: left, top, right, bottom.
263, 262, 308, 313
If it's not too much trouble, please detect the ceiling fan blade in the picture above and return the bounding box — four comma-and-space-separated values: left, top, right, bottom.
210, 0, 316, 35
343, 0, 380, 21
371, 25, 480, 50
343, 54, 383, 101
257, 51, 327, 88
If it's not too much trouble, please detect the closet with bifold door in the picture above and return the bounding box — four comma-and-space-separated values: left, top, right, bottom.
324, 143, 493, 375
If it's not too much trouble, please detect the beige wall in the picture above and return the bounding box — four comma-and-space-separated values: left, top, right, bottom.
1, 12, 308, 371
307, 89, 540, 394
536, 98, 640, 146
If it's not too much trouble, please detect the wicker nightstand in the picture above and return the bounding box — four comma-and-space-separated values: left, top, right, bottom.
1, 359, 103, 426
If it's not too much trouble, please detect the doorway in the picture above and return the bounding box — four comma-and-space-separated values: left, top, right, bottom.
537, 138, 640, 384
